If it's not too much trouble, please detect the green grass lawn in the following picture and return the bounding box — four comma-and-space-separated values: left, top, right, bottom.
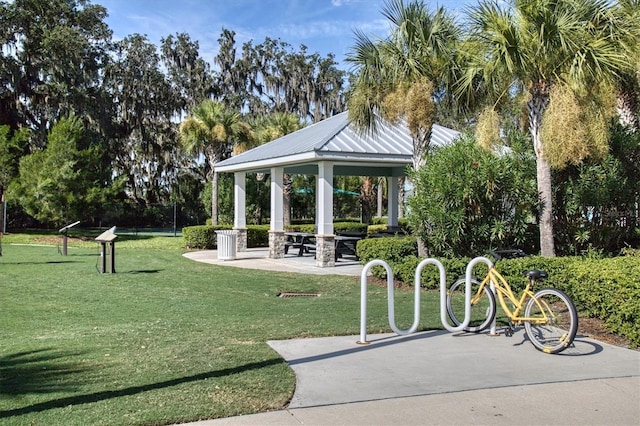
0, 238, 441, 425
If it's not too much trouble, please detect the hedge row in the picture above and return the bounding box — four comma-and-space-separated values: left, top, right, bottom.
183, 223, 369, 249
183, 225, 229, 249
285, 222, 369, 234
183, 225, 270, 249
356, 236, 640, 348
372, 216, 411, 231
188, 220, 407, 245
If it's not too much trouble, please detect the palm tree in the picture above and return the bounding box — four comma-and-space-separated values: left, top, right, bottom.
179, 100, 252, 225
347, 0, 461, 170
347, 0, 461, 255
459, 0, 633, 256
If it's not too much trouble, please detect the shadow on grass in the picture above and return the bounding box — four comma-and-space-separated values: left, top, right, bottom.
0, 348, 91, 397
0, 357, 283, 418
125, 269, 162, 274
0, 260, 81, 265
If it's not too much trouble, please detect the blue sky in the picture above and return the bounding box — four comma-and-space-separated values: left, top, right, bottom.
98, 0, 473, 71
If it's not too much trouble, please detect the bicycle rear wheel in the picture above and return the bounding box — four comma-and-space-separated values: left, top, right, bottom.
446, 277, 496, 332
524, 288, 578, 354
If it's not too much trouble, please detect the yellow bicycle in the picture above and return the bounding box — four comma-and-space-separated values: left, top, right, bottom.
446, 250, 578, 354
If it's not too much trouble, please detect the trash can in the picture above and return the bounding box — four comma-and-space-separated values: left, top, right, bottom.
215, 230, 238, 260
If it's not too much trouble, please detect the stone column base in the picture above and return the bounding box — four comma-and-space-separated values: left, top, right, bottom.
315, 234, 335, 267
269, 230, 285, 259
234, 227, 247, 252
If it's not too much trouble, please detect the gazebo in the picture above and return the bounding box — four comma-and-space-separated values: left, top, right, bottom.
215, 111, 460, 267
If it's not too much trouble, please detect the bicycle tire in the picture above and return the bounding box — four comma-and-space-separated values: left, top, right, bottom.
446, 277, 496, 332
524, 288, 578, 354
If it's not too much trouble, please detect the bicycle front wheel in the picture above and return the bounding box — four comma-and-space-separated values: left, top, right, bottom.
446, 277, 496, 332
524, 288, 578, 354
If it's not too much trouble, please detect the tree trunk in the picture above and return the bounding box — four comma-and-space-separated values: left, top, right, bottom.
208, 150, 221, 226
398, 177, 405, 219
536, 155, 555, 256
528, 90, 554, 257
359, 177, 376, 224
211, 171, 218, 226
616, 87, 638, 131
377, 177, 384, 218
283, 173, 292, 226
417, 237, 427, 258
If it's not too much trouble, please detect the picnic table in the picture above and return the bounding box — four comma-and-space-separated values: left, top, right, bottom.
334, 235, 360, 260
284, 232, 316, 256
285, 232, 362, 260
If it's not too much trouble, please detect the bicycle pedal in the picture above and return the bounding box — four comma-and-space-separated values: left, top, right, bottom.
504, 327, 513, 337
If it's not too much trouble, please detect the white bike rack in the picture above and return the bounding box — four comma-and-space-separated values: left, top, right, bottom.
358, 256, 495, 344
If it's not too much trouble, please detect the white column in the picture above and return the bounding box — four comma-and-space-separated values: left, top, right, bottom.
270, 167, 284, 231
316, 161, 334, 235
233, 172, 246, 229
387, 176, 399, 228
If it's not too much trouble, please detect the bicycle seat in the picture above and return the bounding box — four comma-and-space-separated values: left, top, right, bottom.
524, 270, 547, 280
488, 249, 527, 260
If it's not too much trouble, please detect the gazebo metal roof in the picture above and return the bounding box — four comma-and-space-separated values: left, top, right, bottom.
216, 111, 461, 176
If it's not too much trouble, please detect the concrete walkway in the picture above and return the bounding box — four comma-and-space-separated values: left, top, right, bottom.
183, 247, 363, 276
183, 249, 640, 425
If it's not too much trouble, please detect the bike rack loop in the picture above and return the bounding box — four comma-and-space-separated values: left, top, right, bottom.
358, 257, 488, 344
470, 256, 498, 336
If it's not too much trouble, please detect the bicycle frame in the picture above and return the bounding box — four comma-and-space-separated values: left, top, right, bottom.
476, 267, 554, 326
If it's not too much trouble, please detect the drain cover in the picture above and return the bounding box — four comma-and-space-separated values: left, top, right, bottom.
277, 292, 321, 298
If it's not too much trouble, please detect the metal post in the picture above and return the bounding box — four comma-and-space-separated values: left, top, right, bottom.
173, 201, 177, 237
358, 259, 394, 344
0, 195, 4, 256
100, 242, 107, 273
2, 199, 6, 234
109, 241, 115, 273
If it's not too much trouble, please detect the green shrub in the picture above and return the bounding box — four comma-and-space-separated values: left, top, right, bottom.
184, 225, 268, 249
367, 225, 410, 235
371, 217, 411, 231
488, 256, 569, 292
247, 225, 270, 247
371, 217, 386, 225
285, 224, 315, 233
335, 222, 368, 234
367, 224, 387, 234
284, 222, 368, 234
621, 247, 640, 257
394, 255, 476, 289
357, 236, 417, 264
334, 217, 360, 223
408, 135, 537, 257
357, 236, 418, 278
183, 225, 231, 249
554, 125, 640, 255
559, 257, 640, 347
